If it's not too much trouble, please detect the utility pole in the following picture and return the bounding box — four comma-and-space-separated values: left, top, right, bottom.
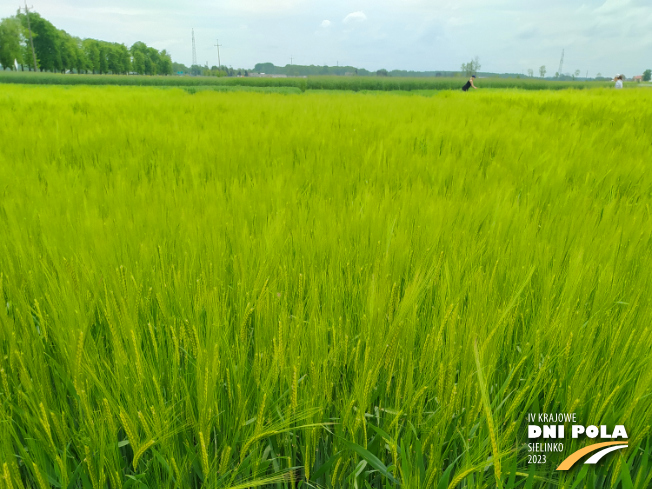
557, 49, 564, 77
192, 29, 197, 67
23, 0, 38, 71
214, 39, 222, 68
290, 55, 293, 65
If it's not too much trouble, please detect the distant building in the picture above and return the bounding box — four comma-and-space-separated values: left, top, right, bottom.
633, 75, 643, 82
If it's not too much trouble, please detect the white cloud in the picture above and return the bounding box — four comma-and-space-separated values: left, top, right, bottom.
343, 11, 367, 24
321, 20, 331, 28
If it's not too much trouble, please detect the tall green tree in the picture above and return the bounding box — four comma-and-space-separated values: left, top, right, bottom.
98, 42, 108, 74
58, 29, 80, 72
3, 11, 178, 75
103, 43, 130, 74
17, 11, 61, 71
83, 39, 101, 74
146, 46, 159, 75
132, 50, 145, 74
0, 16, 26, 70
461, 56, 481, 77
131, 42, 149, 74
157, 49, 172, 75
72, 37, 90, 73
116, 44, 131, 74
106, 43, 120, 73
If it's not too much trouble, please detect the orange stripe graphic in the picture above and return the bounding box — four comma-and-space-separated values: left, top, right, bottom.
556, 441, 628, 470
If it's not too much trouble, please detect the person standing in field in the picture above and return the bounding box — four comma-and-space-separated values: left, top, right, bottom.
613, 75, 624, 89
462, 75, 478, 91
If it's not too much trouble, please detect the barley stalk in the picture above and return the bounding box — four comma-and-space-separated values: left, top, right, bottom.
473, 338, 502, 487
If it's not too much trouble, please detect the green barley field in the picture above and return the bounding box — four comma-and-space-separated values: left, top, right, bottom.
1, 85, 651, 488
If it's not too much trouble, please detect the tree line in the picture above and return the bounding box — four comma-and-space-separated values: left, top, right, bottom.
0, 10, 172, 75
253, 62, 373, 77
253, 63, 464, 78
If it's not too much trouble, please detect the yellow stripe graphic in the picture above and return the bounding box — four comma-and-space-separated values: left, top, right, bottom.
556, 441, 628, 471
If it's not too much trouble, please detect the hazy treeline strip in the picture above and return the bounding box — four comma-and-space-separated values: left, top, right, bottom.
0, 10, 172, 74
252, 62, 616, 80
182, 85, 304, 94
254, 61, 489, 78
254, 61, 375, 76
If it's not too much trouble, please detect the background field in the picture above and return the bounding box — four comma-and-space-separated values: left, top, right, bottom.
0, 70, 615, 91
1, 85, 651, 488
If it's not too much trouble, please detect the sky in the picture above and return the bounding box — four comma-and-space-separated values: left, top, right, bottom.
2, 0, 651, 76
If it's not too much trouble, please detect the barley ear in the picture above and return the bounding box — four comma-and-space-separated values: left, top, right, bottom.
133, 440, 156, 470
